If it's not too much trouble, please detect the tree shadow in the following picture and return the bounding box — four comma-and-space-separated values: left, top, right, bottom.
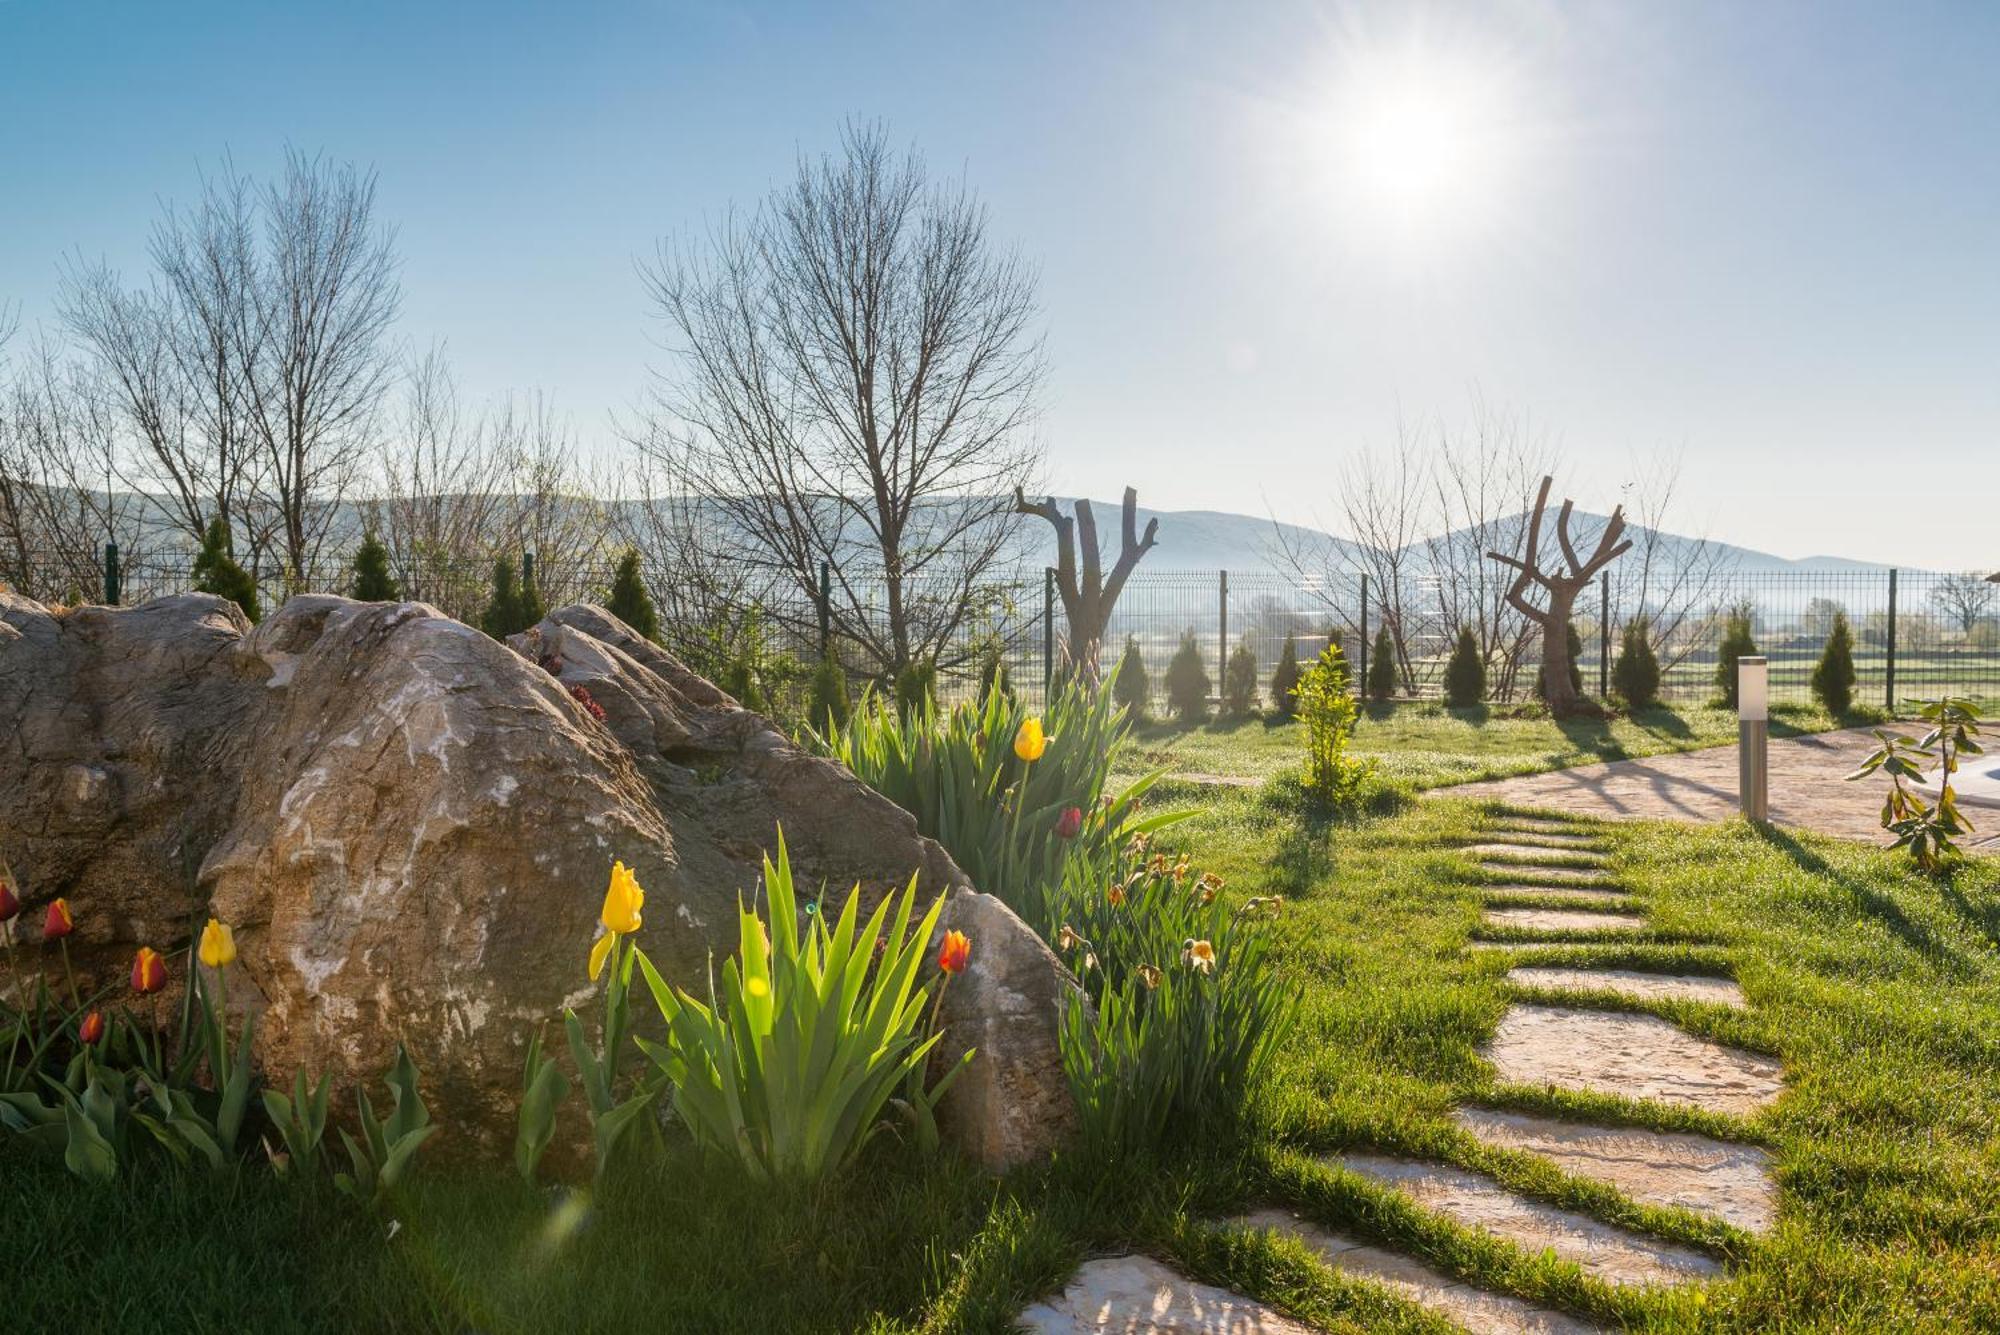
1627, 705, 1695, 740
1757, 826, 1981, 978
1553, 714, 1627, 762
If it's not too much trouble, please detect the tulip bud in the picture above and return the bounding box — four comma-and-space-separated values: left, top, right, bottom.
0, 882, 19, 923
199, 918, 237, 969
43, 898, 73, 940
1054, 805, 1083, 840
936, 929, 971, 975
1012, 718, 1048, 762
131, 945, 167, 995
79, 1010, 106, 1045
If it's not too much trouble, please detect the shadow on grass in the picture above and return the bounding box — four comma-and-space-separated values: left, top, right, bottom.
1757, 825, 1983, 977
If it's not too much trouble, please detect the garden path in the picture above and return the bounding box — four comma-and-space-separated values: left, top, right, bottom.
1019, 814, 1788, 1334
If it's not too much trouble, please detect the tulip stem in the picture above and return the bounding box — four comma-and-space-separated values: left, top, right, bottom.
58, 939, 79, 1012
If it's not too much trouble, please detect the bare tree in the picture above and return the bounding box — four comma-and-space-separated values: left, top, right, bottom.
639, 122, 1044, 679
489, 390, 608, 607
1605, 449, 1739, 672
238, 149, 401, 583
1013, 486, 1158, 683
1488, 476, 1632, 715
1930, 572, 1997, 636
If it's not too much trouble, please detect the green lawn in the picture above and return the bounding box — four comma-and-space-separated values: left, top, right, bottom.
11, 779, 1999, 1332
1117, 699, 1869, 790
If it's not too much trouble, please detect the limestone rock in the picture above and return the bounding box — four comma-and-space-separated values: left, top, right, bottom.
0, 592, 1079, 1170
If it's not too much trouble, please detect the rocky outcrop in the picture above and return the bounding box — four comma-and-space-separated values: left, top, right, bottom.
0, 591, 1078, 1170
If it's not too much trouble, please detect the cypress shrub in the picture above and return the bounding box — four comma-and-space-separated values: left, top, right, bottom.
191, 516, 260, 623
1714, 607, 1758, 708
1535, 621, 1585, 702
1165, 631, 1210, 723
605, 549, 661, 642
893, 659, 937, 716
1365, 626, 1397, 701
349, 532, 401, 602
1812, 610, 1857, 715
1612, 618, 1661, 710
978, 644, 1015, 708
1111, 636, 1149, 720
1443, 626, 1485, 707
808, 652, 851, 734
519, 557, 545, 630
1269, 633, 1301, 718
1223, 639, 1259, 715
480, 557, 527, 639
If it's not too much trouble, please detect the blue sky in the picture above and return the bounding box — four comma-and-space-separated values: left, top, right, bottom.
3, 0, 1996, 567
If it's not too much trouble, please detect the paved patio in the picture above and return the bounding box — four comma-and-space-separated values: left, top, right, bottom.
1432, 726, 2000, 850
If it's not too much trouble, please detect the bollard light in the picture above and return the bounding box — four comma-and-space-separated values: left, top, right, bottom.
1737, 655, 1769, 822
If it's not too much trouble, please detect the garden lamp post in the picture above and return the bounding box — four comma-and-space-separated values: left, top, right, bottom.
1738, 655, 1769, 823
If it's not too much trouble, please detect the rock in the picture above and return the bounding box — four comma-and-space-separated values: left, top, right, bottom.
1482, 908, 1647, 934
1016, 1254, 1317, 1334
1483, 1005, 1785, 1116
1504, 968, 1746, 1009
0, 592, 1079, 1170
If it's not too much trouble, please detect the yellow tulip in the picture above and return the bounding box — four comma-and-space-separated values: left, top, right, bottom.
1012, 717, 1048, 762
198, 918, 237, 969
600, 861, 644, 934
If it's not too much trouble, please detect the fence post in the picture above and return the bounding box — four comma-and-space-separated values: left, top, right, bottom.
1358, 573, 1369, 685
1599, 572, 1611, 698
817, 561, 831, 659
1885, 568, 1898, 711
522, 550, 536, 602
1042, 566, 1056, 695
102, 542, 121, 606
1217, 570, 1229, 694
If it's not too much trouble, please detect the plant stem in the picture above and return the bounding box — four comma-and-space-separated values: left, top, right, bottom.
59, 938, 79, 1011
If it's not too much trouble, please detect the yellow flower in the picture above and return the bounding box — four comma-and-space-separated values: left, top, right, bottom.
589, 861, 646, 981
1012, 717, 1048, 762
1183, 939, 1216, 974
198, 918, 236, 969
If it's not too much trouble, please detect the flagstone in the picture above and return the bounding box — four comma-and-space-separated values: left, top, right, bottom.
1484, 1005, 1784, 1116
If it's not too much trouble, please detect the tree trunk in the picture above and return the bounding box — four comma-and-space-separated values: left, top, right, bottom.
1540, 589, 1579, 715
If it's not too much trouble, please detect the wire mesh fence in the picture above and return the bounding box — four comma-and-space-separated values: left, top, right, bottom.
10, 546, 1999, 713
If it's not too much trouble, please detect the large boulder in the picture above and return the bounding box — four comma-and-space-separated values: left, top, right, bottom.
0, 591, 1078, 1171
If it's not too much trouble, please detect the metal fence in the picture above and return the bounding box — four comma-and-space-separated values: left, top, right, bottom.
14, 546, 2000, 713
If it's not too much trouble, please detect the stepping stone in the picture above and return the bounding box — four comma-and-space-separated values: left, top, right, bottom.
1490, 830, 1606, 848
1484, 1005, 1784, 1116
1483, 908, 1647, 934
1466, 843, 1611, 865
1016, 1253, 1316, 1333
1484, 885, 1637, 905
1454, 1108, 1778, 1234
1333, 1155, 1722, 1287
1478, 865, 1620, 887
1240, 1208, 1602, 1334
1506, 967, 1745, 1009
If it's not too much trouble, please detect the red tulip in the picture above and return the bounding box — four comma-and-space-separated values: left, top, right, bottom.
43, 898, 73, 940
130, 946, 167, 995
79, 1010, 105, 1045
936, 929, 971, 975
0, 882, 18, 922
1054, 805, 1083, 840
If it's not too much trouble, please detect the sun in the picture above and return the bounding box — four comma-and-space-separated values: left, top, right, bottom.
1344, 73, 1481, 213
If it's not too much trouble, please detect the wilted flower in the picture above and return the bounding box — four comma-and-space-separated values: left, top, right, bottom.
1201, 885, 1218, 905
1012, 717, 1048, 762
1053, 805, 1083, 840
0, 882, 18, 923
1171, 855, 1191, 883
937, 929, 971, 975
1182, 939, 1216, 974
43, 898, 73, 940
199, 918, 237, 969
1057, 924, 1080, 951
79, 1010, 105, 1045
1136, 964, 1163, 990
130, 946, 167, 995
1107, 883, 1127, 908
589, 861, 646, 981
1198, 872, 1225, 893
1148, 853, 1169, 876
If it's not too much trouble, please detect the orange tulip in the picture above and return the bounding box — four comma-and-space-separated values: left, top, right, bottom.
0, 882, 19, 923
130, 946, 167, 995
79, 1010, 105, 1044
936, 929, 971, 975
43, 898, 73, 940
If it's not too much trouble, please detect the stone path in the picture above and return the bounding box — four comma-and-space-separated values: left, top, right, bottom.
1014, 814, 1789, 1333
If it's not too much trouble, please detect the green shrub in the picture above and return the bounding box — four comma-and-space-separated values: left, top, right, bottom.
480, 557, 529, 639
1535, 621, 1584, 702
634, 837, 969, 1183
829, 679, 1185, 925
1612, 618, 1661, 710
977, 644, 1015, 708
1443, 626, 1485, 707
1269, 633, 1301, 717
605, 549, 660, 642
1298, 638, 1369, 804
1366, 626, 1396, 701
808, 652, 851, 735
192, 516, 259, 623
1813, 611, 1857, 715
1165, 631, 1210, 723
348, 532, 401, 601
893, 659, 938, 716
1714, 605, 1758, 707
1222, 639, 1258, 715
1052, 847, 1295, 1157
1111, 636, 1149, 720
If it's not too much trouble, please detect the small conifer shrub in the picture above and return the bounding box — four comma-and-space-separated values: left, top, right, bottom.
1111, 636, 1149, 720
349, 532, 401, 602
192, 516, 260, 623
1443, 626, 1485, 707
808, 652, 851, 734
1223, 639, 1258, 715
480, 557, 528, 639
1269, 633, 1301, 717
1612, 618, 1661, 710
605, 549, 661, 642
1365, 626, 1396, 701
1714, 606, 1759, 708
1165, 631, 1211, 723
1812, 610, 1857, 715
